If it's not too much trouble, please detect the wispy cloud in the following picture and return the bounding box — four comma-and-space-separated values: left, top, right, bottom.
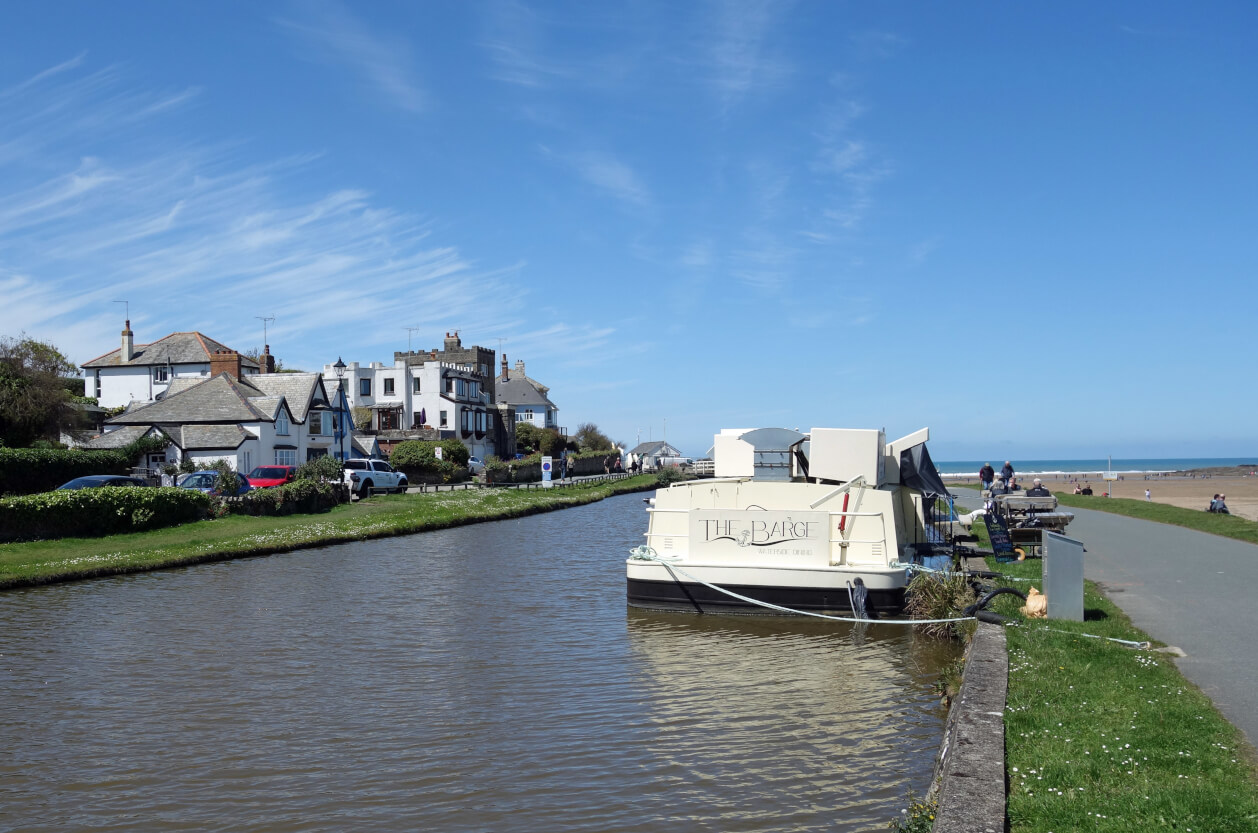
0, 60, 532, 370
703, 0, 791, 109
539, 145, 651, 208
277, 0, 425, 114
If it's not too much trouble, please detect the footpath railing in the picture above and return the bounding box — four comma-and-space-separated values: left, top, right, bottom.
410, 473, 633, 492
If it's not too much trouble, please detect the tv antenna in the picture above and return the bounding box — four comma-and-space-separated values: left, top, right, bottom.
114, 300, 129, 322
255, 315, 275, 347
404, 326, 422, 352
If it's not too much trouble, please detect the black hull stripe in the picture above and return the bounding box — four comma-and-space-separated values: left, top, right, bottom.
626, 577, 907, 616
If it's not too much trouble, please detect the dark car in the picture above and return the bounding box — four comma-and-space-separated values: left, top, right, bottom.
246, 465, 297, 488
177, 470, 253, 496
57, 475, 150, 490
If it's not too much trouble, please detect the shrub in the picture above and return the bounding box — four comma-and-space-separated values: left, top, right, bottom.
296, 454, 343, 483
0, 487, 211, 542
390, 440, 468, 477
905, 571, 976, 640
232, 478, 343, 516
0, 447, 131, 496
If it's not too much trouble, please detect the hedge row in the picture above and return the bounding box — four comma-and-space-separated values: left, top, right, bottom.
0, 447, 133, 497
0, 487, 211, 542
230, 480, 346, 516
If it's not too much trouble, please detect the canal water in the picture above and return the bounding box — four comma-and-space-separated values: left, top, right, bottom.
0, 493, 959, 832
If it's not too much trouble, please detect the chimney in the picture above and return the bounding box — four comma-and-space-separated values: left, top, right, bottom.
515, 359, 526, 377
210, 348, 242, 380
443, 331, 461, 351
261, 344, 275, 374
121, 320, 134, 363
500, 354, 509, 381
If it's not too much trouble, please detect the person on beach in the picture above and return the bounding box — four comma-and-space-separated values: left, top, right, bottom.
1073, 483, 1083, 495
1000, 461, 1015, 487
1027, 478, 1051, 497
1081, 483, 1093, 495
1145, 489, 1152, 501
979, 463, 995, 490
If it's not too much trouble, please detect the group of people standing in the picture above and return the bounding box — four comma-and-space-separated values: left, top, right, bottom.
979, 460, 1052, 497
979, 461, 1018, 491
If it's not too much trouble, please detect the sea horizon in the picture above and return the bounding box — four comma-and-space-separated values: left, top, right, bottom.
935, 457, 1258, 476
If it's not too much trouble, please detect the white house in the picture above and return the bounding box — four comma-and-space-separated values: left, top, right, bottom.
82, 351, 335, 473
81, 321, 263, 409
322, 332, 509, 460
495, 357, 561, 433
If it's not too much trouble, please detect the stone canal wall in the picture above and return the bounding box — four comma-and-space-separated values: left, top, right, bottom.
931, 621, 1008, 833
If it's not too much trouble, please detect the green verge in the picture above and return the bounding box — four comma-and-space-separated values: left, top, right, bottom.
970, 540, 1258, 830
1054, 491, 1258, 546
0, 475, 662, 591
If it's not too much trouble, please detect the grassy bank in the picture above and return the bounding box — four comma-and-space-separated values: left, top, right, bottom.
968, 532, 1258, 830
0, 475, 661, 591
1054, 491, 1258, 546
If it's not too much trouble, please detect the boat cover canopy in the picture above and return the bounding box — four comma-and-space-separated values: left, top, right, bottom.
739, 428, 806, 482
899, 443, 950, 498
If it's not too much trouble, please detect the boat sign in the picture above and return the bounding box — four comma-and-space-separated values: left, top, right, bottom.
689, 510, 828, 561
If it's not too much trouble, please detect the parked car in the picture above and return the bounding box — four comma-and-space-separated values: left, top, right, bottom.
246, 465, 297, 488
177, 471, 253, 496
342, 459, 407, 497
467, 456, 485, 474
57, 475, 150, 490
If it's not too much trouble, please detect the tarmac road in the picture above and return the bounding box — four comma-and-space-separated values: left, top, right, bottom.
956, 487, 1258, 749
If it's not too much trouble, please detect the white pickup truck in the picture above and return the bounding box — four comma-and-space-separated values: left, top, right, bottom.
343, 458, 408, 497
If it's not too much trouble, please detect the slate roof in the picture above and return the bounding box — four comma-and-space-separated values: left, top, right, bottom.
497, 374, 556, 409
82, 332, 261, 370
80, 425, 160, 450
249, 373, 327, 423
629, 441, 682, 457
173, 424, 252, 450
107, 374, 276, 425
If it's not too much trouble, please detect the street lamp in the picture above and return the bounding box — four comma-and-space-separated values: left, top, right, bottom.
333, 356, 347, 462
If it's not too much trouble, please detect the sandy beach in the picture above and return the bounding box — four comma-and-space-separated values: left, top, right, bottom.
949, 467, 1258, 523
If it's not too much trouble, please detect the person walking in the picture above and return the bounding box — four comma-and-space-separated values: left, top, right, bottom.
1000, 461, 1015, 488
979, 463, 995, 491
1145, 489, 1152, 501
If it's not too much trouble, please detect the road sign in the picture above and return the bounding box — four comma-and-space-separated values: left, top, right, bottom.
542, 456, 553, 488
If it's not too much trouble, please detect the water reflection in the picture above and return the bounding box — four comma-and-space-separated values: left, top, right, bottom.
0, 493, 956, 832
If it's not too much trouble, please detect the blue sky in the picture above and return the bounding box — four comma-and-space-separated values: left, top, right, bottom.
2, 2, 1255, 460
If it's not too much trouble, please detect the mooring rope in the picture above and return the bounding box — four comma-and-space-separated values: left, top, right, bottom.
628, 546, 974, 625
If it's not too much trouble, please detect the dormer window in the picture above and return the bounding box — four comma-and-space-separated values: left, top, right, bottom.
154, 366, 169, 383
276, 410, 290, 436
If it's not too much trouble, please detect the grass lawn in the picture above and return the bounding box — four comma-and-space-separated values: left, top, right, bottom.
0, 475, 659, 590
1054, 491, 1258, 546
964, 513, 1258, 830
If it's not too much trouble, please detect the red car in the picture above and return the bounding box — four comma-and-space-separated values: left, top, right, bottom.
246, 465, 297, 488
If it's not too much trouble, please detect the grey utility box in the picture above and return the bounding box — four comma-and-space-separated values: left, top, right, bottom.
1043, 531, 1084, 621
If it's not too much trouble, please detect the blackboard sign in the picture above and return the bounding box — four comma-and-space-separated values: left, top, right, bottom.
983, 512, 1017, 562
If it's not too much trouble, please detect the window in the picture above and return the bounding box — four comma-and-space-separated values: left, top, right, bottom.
242, 450, 252, 473
360, 378, 372, 397
412, 376, 421, 394
470, 381, 479, 399
275, 449, 297, 466
276, 410, 290, 436
154, 366, 169, 383
306, 448, 327, 461
461, 410, 470, 432
445, 377, 454, 394
440, 410, 448, 428
94, 375, 101, 398
384, 377, 395, 395
309, 412, 323, 434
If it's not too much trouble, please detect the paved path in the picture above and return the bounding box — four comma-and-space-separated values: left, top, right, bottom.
955, 488, 1258, 748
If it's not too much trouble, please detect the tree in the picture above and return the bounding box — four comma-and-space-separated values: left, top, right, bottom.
0, 335, 81, 447
515, 421, 541, 454
574, 422, 615, 452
